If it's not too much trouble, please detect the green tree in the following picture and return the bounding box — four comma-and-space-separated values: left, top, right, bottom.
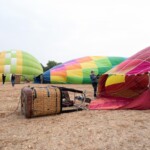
42, 61, 62, 72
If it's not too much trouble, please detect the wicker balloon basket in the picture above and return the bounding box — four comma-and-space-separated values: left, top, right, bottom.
21, 86, 61, 118
21, 85, 88, 118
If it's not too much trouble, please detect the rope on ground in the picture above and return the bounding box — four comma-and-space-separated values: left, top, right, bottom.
4, 96, 21, 117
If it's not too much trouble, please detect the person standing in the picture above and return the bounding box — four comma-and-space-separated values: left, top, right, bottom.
90, 71, 99, 97
2, 74, 6, 85
40, 74, 43, 84
11, 74, 15, 87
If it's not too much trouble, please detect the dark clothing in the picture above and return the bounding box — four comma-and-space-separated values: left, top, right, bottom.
40, 75, 43, 84
92, 82, 98, 97
90, 74, 98, 83
90, 73, 99, 97
11, 75, 15, 87
2, 74, 6, 84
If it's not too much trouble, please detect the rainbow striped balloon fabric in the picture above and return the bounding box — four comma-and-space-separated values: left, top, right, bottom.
43, 56, 126, 84
0, 50, 43, 82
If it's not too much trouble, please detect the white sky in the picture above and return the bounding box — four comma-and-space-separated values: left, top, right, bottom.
0, 0, 150, 65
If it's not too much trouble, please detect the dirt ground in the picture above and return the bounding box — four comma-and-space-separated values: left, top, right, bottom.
0, 83, 150, 150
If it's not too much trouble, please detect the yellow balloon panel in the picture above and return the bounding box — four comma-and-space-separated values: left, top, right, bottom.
90, 56, 106, 60
51, 76, 66, 83
0, 59, 5, 65
16, 66, 23, 74
0, 52, 6, 58
80, 61, 97, 69
105, 75, 125, 86
16, 51, 22, 58
67, 69, 83, 77
0, 66, 4, 73
17, 58, 23, 66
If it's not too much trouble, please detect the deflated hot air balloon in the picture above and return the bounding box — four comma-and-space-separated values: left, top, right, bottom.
0, 50, 43, 82
89, 47, 150, 110
41, 56, 126, 84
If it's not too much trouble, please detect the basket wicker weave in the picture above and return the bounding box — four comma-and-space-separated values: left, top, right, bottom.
32, 87, 61, 116
21, 86, 61, 118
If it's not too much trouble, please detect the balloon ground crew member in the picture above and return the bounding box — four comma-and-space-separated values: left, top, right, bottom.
90, 70, 99, 97
11, 74, 16, 87
2, 74, 6, 85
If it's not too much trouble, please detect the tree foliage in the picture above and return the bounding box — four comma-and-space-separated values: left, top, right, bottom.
42, 60, 62, 72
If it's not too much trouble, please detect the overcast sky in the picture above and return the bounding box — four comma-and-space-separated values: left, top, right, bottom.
0, 0, 150, 65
